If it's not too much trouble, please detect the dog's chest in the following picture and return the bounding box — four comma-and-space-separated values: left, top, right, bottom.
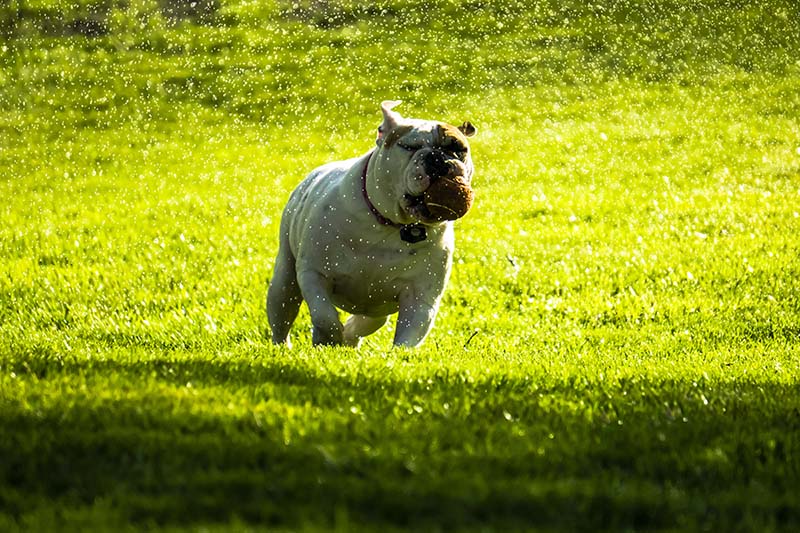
327, 242, 435, 314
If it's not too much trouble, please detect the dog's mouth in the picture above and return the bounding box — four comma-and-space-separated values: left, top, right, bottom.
402, 193, 435, 223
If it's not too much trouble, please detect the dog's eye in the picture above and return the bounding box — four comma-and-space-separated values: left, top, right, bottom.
452, 148, 468, 160
397, 143, 418, 152
442, 141, 468, 160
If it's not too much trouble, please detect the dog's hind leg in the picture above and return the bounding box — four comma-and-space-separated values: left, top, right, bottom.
267, 248, 303, 346
343, 315, 389, 347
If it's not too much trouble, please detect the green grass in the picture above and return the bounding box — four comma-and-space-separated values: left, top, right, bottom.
2, 0, 800, 530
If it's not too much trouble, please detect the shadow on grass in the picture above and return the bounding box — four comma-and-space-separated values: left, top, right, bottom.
2, 345, 800, 531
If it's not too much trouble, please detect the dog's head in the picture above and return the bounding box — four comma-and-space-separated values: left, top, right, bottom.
371, 101, 476, 224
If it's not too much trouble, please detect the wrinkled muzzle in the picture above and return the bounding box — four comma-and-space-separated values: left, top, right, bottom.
417, 152, 474, 222
423, 150, 453, 180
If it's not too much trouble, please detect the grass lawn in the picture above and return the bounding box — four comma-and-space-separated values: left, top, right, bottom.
2, 0, 800, 530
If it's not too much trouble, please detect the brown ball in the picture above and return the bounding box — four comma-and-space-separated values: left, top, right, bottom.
423, 176, 474, 221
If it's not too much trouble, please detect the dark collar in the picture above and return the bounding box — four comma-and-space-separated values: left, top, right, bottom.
360, 152, 398, 228
361, 152, 427, 243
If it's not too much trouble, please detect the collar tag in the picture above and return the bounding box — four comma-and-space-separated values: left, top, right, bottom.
400, 224, 427, 243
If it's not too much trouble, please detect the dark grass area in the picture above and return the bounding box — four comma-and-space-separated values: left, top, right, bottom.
3, 347, 800, 530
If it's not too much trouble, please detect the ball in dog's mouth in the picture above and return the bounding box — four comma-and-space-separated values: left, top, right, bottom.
422, 175, 474, 221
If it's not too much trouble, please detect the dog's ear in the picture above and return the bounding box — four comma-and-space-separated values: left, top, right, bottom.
458, 121, 477, 138
377, 100, 402, 145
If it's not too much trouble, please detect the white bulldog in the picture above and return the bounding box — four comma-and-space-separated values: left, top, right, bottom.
267, 101, 476, 347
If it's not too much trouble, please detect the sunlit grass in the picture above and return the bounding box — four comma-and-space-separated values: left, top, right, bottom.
2, 1, 800, 531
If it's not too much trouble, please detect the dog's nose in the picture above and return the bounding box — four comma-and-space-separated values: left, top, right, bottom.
423, 150, 452, 180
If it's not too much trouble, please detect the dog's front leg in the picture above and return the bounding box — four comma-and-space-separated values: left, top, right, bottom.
394, 289, 439, 347
297, 270, 343, 346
